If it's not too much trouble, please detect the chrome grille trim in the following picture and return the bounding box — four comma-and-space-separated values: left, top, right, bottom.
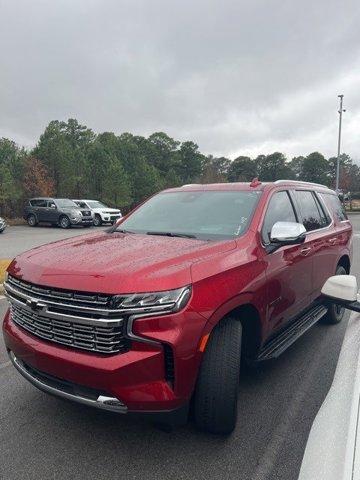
5, 276, 175, 316
4, 276, 131, 354
7, 275, 111, 309
4, 283, 123, 326
10, 303, 127, 353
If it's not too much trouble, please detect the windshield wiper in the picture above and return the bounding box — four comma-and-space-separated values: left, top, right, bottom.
107, 227, 136, 234
146, 231, 197, 239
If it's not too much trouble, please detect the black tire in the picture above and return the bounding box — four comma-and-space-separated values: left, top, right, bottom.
323, 265, 348, 324
194, 317, 242, 434
27, 214, 38, 227
59, 215, 71, 229
94, 214, 102, 227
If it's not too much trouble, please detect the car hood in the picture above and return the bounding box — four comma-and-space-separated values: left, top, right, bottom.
8, 232, 236, 294
60, 207, 82, 213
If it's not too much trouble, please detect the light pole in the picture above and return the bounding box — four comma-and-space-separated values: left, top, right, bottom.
336, 94, 345, 192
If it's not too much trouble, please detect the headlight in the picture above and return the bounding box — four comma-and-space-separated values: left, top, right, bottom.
110, 286, 191, 313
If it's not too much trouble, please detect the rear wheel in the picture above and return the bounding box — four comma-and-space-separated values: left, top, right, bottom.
194, 317, 242, 434
323, 265, 347, 324
59, 215, 71, 229
27, 214, 37, 227
94, 214, 102, 227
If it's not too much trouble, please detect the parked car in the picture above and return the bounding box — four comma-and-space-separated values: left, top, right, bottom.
0, 217, 7, 233
73, 199, 122, 226
3, 180, 352, 433
299, 275, 360, 480
24, 198, 94, 229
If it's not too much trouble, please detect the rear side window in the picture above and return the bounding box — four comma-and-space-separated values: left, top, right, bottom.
321, 193, 348, 222
262, 191, 297, 243
293, 190, 327, 231
30, 199, 47, 207
313, 193, 331, 227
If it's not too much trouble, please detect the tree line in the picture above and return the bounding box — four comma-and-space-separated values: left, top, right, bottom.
0, 118, 359, 217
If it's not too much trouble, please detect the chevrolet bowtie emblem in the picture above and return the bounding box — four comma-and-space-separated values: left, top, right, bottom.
26, 298, 46, 312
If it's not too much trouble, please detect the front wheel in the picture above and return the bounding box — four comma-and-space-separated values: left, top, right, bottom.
323, 265, 348, 324
194, 317, 242, 434
59, 216, 71, 229
27, 214, 38, 227
94, 214, 102, 227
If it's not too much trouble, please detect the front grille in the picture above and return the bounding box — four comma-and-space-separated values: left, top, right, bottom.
7, 275, 111, 310
6, 275, 130, 354
11, 303, 128, 354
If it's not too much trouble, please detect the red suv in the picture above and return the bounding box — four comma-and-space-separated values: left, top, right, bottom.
2, 180, 352, 433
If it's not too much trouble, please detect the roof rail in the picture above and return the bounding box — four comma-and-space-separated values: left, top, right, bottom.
274, 180, 329, 189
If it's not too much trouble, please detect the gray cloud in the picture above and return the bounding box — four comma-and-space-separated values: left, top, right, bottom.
1, 0, 360, 160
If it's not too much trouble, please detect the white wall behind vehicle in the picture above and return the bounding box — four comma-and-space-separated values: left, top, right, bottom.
298, 311, 360, 480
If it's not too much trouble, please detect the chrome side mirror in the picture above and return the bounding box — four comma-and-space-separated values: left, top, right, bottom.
322, 275, 360, 312
270, 221, 306, 244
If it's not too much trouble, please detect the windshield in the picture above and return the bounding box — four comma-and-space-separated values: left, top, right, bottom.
56, 199, 78, 208
88, 201, 107, 209
74, 201, 88, 208
118, 190, 261, 240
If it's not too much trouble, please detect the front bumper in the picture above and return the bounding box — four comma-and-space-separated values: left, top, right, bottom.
101, 215, 121, 223
9, 350, 127, 412
2, 306, 205, 415
70, 217, 93, 225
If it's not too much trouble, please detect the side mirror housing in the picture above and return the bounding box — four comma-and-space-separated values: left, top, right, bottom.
270, 221, 306, 244
322, 275, 360, 312
267, 222, 306, 252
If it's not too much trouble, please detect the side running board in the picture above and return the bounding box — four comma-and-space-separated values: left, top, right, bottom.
256, 305, 328, 362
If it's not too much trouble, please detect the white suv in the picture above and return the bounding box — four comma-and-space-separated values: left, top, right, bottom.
73, 200, 122, 226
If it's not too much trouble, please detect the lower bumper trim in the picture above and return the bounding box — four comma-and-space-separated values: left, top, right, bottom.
8, 351, 128, 413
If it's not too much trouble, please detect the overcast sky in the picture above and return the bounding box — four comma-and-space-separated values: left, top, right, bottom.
1, 0, 360, 160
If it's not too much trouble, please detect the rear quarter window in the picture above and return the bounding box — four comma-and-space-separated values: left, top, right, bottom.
321, 193, 348, 222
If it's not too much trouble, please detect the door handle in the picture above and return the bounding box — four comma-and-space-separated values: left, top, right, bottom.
328, 237, 337, 245
300, 246, 312, 256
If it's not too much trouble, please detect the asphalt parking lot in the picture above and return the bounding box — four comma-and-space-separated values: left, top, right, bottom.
1, 218, 360, 480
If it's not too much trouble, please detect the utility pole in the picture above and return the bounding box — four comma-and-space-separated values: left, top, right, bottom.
336, 94, 345, 192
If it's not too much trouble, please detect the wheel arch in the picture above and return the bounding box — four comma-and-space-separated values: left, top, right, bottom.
27, 212, 37, 221
58, 214, 70, 226
224, 303, 262, 359
337, 254, 351, 274
204, 302, 263, 360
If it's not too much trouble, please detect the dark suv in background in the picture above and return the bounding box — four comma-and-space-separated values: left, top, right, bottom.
24, 198, 94, 229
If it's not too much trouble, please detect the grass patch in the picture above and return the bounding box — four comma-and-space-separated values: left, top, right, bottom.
0, 259, 11, 284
